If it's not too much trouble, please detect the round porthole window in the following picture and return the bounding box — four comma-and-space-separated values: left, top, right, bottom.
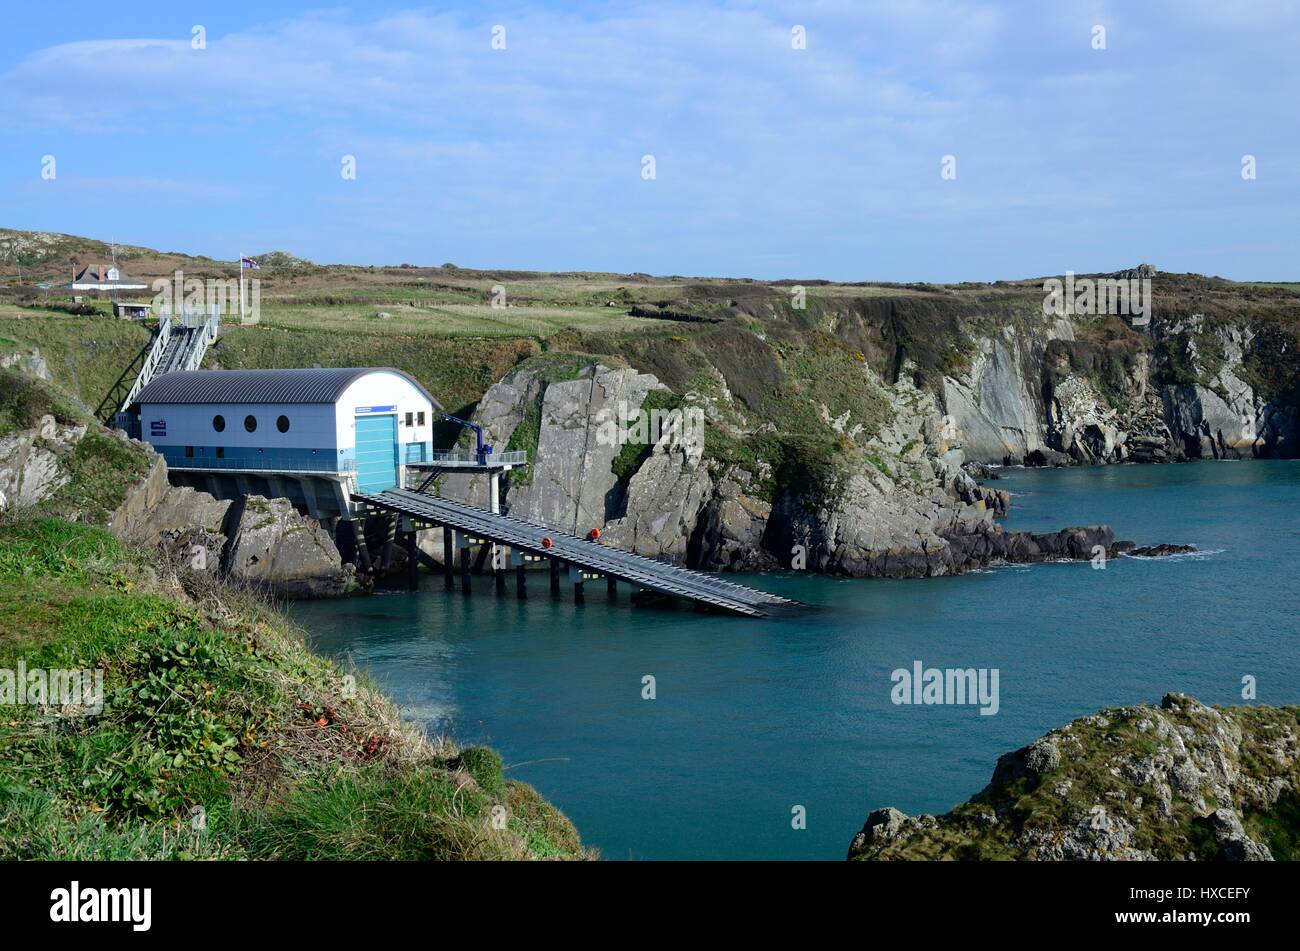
213, 414, 226, 432
244, 414, 258, 433
277, 415, 290, 433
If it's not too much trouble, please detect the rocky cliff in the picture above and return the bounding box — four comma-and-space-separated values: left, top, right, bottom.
849, 694, 1299, 861
0, 368, 357, 597
944, 276, 1298, 465
440, 354, 1159, 578
421, 268, 1287, 577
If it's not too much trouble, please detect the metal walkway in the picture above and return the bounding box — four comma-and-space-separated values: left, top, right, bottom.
354, 488, 795, 618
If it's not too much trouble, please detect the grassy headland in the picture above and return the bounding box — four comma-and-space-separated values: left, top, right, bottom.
0, 517, 587, 860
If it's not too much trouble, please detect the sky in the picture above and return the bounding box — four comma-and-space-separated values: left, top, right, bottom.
1, 1, 1298, 282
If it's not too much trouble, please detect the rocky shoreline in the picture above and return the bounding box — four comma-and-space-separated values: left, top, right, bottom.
849, 694, 1298, 861
2, 364, 1199, 597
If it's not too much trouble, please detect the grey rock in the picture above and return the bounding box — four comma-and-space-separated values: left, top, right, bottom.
0, 346, 52, 382
224, 496, 355, 597
851, 694, 1291, 861
0, 414, 85, 509
1208, 808, 1273, 861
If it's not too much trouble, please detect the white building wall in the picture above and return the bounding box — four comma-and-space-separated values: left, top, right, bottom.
334, 371, 435, 453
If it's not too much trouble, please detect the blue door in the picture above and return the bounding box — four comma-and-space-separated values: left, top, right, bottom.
356, 414, 398, 492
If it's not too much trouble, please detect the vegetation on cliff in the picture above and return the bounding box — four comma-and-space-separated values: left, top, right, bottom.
0, 516, 588, 860
0, 367, 586, 860
850, 694, 1299, 861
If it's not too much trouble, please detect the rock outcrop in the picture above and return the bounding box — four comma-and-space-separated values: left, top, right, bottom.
946, 308, 1297, 466
448, 356, 1170, 579
0, 391, 357, 597
0, 346, 52, 383
0, 413, 84, 509
223, 496, 357, 597
110, 455, 233, 580
849, 694, 1298, 861
942, 321, 1072, 464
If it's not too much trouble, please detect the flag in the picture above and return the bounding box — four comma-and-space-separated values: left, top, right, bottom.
240, 257, 260, 270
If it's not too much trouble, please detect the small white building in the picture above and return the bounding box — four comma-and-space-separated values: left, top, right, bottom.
129, 367, 441, 517
66, 264, 147, 292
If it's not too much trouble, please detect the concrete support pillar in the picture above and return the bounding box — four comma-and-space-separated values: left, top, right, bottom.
354, 515, 374, 573
457, 531, 471, 595
550, 558, 561, 595
443, 526, 454, 589
495, 546, 506, 593
512, 549, 526, 600
607, 575, 617, 598
489, 471, 500, 514
569, 564, 585, 605
405, 530, 418, 592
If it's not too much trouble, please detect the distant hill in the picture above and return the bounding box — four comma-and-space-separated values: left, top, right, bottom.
0, 229, 317, 284
0, 228, 231, 284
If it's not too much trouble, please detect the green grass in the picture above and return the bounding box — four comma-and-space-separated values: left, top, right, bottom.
0, 365, 88, 435
0, 312, 151, 414
0, 517, 589, 861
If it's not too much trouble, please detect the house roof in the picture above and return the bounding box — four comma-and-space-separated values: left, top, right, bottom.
131, 368, 442, 410
68, 264, 146, 287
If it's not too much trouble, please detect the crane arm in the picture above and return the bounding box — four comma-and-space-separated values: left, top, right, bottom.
441, 413, 494, 463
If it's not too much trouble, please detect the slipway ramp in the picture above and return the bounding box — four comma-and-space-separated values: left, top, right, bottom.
354, 488, 795, 618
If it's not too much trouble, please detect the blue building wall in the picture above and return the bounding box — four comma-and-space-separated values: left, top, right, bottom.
159, 445, 351, 473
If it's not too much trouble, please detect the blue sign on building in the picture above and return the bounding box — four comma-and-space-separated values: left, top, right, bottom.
150, 419, 167, 436
355, 405, 396, 414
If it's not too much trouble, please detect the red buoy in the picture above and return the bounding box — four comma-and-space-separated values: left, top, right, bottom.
542, 536, 553, 549
588, 527, 601, 541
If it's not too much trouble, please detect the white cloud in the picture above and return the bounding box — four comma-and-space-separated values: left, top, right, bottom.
2, 1, 1297, 279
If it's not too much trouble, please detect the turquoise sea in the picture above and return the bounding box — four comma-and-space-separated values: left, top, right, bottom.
289, 460, 1300, 859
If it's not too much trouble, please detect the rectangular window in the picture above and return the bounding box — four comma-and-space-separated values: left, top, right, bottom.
417, 411, 426, 426
405, 412, 414, 427
185, 446, 194, 458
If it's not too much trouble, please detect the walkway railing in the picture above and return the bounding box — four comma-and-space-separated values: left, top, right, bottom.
429, 449, 528, 466
119, 316, 172, 412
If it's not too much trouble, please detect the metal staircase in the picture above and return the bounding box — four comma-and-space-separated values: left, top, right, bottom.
119, 310, 220, 414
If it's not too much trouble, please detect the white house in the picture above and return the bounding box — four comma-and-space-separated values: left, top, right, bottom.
66, 264, 147, 292
129, 367, 440, 516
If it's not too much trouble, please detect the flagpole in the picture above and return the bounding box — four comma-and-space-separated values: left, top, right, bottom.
239, 253, 245, 323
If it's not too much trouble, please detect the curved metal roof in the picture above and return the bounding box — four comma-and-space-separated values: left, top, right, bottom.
131, 368, 442, 410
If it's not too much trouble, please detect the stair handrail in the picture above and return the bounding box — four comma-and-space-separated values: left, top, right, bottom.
119, 314, 173, 412
180, 311, 220, 372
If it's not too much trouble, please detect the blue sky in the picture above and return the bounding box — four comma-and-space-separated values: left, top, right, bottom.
2, 1, 1298, 281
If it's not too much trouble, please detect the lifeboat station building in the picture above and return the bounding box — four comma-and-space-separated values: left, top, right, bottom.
129, 367, 440, 518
